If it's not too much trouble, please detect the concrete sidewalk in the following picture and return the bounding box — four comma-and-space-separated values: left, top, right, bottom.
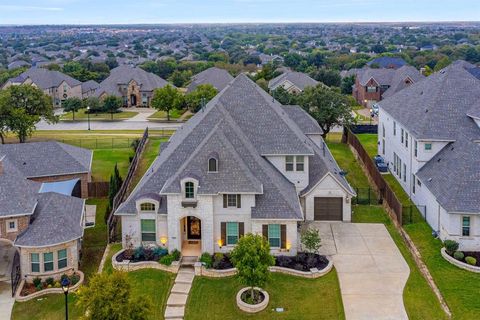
315, 222, 410, 320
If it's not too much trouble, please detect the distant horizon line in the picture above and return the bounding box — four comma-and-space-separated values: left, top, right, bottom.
1, 20, 479, 27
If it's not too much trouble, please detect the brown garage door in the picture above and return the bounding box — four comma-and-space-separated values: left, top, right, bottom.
314, 197, 343, 221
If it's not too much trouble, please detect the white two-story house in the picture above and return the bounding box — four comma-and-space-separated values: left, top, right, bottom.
115, 74, 355, 257
378, 61, 480, 250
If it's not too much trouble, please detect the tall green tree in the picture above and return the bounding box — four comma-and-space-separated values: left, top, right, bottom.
76, 271, 152, 320
62, 97, 83, 121
0, 85, 56, 143
299, 85, 354, 138
271, 87, 300, 105
230, 233, 275, 301
82, 96, 102, 113
341, 75, 356, 94
185, 84, 217, 112
310, 68, 341, 87
151, 85, 183, 121
102, 95, 123, 120
106, 163, 123, 223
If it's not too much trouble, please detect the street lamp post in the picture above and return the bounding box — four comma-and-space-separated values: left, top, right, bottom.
61, 277, 71, 320
87, 106, 91, 131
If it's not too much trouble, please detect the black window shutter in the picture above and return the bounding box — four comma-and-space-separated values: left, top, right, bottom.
237, 194, 241, 208
239, 222, 244, 237
262, 225, 268, 240
221, 222, 226, 246
223, 194, 227, 208
281, 224, 287, 249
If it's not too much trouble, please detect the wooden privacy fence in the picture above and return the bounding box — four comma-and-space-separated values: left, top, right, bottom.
88, 181, 110, 198
343, 127, 403, 225
107, 128, 149, 242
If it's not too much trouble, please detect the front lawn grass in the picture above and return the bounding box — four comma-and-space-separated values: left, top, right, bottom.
185, 270, 344, 320
327, 134, 447, 319
148, 108, 185, 120
60, 109, 138, 121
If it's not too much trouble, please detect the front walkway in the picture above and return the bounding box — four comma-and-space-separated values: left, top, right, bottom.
164, 257, 197, 320
313, 222, 410, 320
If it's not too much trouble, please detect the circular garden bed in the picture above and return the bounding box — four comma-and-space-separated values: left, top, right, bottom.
236, 287, 269, 313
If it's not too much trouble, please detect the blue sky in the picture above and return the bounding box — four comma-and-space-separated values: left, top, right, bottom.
0, 0, 479, 25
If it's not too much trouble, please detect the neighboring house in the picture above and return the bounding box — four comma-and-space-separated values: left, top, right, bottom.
268, 71, 319, 93
367, 57, 407, 69
353, 66, 424, 107
258, 53, 284, 66
7, 60, 31, 70
0, 141, 92, 280
81, 80, 100, 98
186, 67, 234, 93
3, 68, 82, 108
94, 65, 170, 107
377, 61, 480, 250
115, 74, 355, 257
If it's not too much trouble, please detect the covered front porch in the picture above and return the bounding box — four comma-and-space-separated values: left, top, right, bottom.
180, 216, 202, 257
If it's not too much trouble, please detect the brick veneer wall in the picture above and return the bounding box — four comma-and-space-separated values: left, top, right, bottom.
28, 172, 91, 198
354, 77, 383, 107
0, 215, 30, 242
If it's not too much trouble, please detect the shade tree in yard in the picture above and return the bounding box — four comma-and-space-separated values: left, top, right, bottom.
151, 84, 184, 121
62, 97, 83, 120
102, 95, 123, 120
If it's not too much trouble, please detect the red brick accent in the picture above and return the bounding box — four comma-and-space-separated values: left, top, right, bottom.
0, 215, 30, 242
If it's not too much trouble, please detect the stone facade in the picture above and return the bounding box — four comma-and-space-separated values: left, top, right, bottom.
28, 172, 91, 198
0, 215, 30, 242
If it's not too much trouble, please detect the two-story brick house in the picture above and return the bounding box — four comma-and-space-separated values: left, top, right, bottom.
115, 74, 355, 257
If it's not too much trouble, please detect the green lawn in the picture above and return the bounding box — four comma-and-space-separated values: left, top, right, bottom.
355, 132, 480, 319
91, 148, 134, 181
356, 133, 378, 158
327, 134, 447, 320
185, 270, 344, 320
129, 137, 165, 190
60, 109, 138, 121
148, 108, 185, 120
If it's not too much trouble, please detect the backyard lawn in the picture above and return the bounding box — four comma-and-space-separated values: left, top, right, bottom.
185, 271, 344, 320
129, 136, 165, 190
60, 109, 138, 121
355, 133, 480, 319
327, 133, 447, 320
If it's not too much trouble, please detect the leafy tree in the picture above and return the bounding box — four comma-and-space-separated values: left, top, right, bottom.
255, 78, 268, 92
0, 85, 56, 143
341, 75, 356, 94
434, 56, 451, 72
62, 97, 83, 120
76, 271, 151, 320
0, 66, 28, 86
271, 87, 299, 105
82, 96, 102, 114
299, 85, 354, 138
106, 163, 123, 223
230, 233, 275, 301
151, 85, 183, 121
307, 50, 326, 67
105, 57, 119, 70
169, 70, 192, 87
185, 84, 217, 112
371, 44, 387, 54
102, 95, 123, 120
301, 227, 322, 256
310, 68, 341, 87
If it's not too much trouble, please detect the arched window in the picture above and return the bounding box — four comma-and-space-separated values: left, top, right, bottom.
185, 182, 195, 199
140, 202, 156, 211
208, 158, 218, 172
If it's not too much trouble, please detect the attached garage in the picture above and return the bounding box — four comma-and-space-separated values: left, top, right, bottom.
314, 197, 343, 221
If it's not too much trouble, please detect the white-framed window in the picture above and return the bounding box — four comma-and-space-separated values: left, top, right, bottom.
414, 140, 418, 157
382, 124, 385, 138
226, 222, 239, 245
43, 252, 54, 272
425, 143, 432, 151
462, 216, 471, 237
296, 156, 305, 171
401, 128, 404, 143
227, 194, 238, 207
268, 224, 281, 248
141, 219, 156, 242
367, 86, 377, 93
185, 182, 195, 199
403, 164, 407, 182
405, 132, 408, 148
140, 202, 156, 212
6, 219, 17, 232
208, 158, 218, 172
31, 253, 40, 273
412, 174, 416, 194
57, 249, 67, 269
393, 122, 396, 136
285, 156, 294, 171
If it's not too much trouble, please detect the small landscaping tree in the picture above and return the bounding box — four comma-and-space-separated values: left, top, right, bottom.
63, 97, 83, 120
76, 271, 152, 320
151, 85, 183, 121
301, 227, 322, 256
105, 163, 123, 223
230, 233, 275, 302
82, 96, 102, 114
102, 95, 123, 120
444, 239, 459, 255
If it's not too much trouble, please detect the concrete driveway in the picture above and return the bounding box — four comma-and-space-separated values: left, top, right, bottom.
312, 222, 410, 320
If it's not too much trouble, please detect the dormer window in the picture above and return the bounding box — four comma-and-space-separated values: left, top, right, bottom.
208, 158, 218, 172
185, 181, 195, 199
140, 203, 156, 212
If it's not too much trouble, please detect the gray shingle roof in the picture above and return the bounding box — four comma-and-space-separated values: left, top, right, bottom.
116, 74, 354, 220
367, 57, 407, 69
382, 66, 425, 99
186, 67, 233, 93
96, 65, 169, 97
281, 105, 323, 135
10, 67, 81, 89
15, 192, 84, 247
81, 80, 100, 94
0, 141, 92, 178
268, 71, 318, 91
357, 66, 423, 89
380, 60, 480, 213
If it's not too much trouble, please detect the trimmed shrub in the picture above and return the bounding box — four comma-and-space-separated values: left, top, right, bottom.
134, 246, 145, 261
465, 256, 477, 266
171, 249, 181, 261
70, 273, 80, 285
453, 251, 464, 261
444, 240, 459, 255
200, 253, 213, 269
153, 247, 168, 258
45, 277, 54, 286
160, 254, 174, 266
33, 277, 41, 287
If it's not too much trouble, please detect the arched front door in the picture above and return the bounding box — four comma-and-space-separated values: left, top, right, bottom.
180, 216, 202, 257
130, 94, 137, 106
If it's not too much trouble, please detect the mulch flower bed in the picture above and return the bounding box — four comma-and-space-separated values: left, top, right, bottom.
459, 251, 480, 267
20, 273, 80, 296
275, 253, 329, 271
241, 289, 265, 305
116, 246, 168, 262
